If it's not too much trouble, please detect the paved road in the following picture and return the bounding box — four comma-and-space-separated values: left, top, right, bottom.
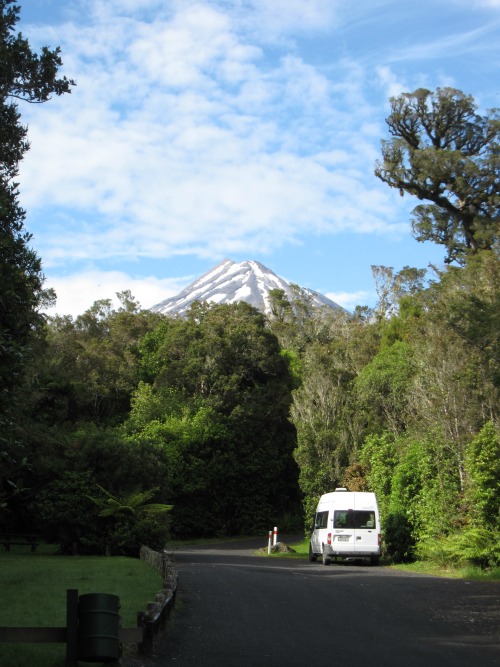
134, 537, 500, 667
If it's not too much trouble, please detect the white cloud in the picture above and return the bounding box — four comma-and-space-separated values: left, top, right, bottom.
376, 66, 407, 99
326, 290, 374, 311
384, 21, 500, 63
20, 0, 495, 300
228, 0, 344, 43
20, 2, 408, 271
43, 269, 189, 318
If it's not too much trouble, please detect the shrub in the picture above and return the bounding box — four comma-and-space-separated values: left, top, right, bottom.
416, 527, 500, 569
384, 511, 415, 563
105, 514, 171, 557
31, 471, 106, 554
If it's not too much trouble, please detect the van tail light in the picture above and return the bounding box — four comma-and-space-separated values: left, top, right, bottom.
327, 533, 332, 545
378, 534, 381, 546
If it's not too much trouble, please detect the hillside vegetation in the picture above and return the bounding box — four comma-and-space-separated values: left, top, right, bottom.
1, 5, 498, 572
1, 247, 498, 568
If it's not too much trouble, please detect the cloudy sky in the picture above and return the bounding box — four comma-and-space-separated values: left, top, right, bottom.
18, 0, 500, 316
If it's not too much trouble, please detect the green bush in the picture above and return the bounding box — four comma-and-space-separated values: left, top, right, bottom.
31, 471, 107, 554
416, 527, 500, 569
384, 511, 415, 563
465, 422, 500, 528
105, 514, 171, 557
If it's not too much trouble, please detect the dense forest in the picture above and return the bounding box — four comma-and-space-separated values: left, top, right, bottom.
1, 1, 499, 566
2, 248, 499, 565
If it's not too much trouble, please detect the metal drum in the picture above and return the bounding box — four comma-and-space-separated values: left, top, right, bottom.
77, 593, 120, 662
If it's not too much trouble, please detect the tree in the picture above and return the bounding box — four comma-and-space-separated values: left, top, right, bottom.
375, 87, 499, 264
131, 302, 301, 537
371, 265, 427, 321
31, 471, 105, 554
1, 0, 74, 520
464, 422, 500, 529
290, 311, 373, 519
35, 293, 162, 424
89, 485, 172, 518
0, 0, 74, 439
87, 485, 172, 555
356, 341, 416, 435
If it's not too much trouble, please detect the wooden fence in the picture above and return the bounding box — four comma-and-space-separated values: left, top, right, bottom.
0, 546, 178, 665
137, 546, 178, 656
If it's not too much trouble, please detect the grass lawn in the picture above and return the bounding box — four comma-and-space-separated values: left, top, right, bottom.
0, 545, 162, 667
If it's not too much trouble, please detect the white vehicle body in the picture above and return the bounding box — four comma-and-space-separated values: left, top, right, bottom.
309, 489, 381, 565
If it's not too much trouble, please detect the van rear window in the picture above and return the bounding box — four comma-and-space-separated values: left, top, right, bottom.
334, 510, 376, 529
314, 510, 329, 529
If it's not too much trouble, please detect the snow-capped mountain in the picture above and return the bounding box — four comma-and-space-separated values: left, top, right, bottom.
151, 259, 342, 317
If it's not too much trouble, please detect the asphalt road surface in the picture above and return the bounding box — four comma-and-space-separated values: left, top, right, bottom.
131, 537, 500, 667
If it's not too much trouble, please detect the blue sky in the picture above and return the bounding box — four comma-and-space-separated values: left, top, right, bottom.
17, 0, 500, 316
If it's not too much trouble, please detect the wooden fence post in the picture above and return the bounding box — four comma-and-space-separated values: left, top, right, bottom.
66, 589, 79, 667
137, 611, 153, 657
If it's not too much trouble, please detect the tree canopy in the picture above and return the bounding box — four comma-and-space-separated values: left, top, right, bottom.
0, 0, 74, 431
375, 87, 499, 264
1, 73, 499, 569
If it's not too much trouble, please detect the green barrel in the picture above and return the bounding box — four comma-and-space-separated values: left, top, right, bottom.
77, 593, 120, 662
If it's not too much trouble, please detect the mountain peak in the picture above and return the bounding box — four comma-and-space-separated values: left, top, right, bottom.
151, 259, 342, 317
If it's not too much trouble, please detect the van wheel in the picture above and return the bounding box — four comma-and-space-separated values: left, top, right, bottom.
370, 556, 379, 566
322, 551, 330, 566
308, 544, 317, 562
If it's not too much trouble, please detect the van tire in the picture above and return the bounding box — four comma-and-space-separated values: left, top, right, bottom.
308, 544, 317, 562
370, 556, 379, 566
322, 550, 330, 566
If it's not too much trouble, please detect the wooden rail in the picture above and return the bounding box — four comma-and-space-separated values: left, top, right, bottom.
0, 589, 144, 666
1, 533, 39, 552
0, 548, 178, 662
0, 626, 144, 644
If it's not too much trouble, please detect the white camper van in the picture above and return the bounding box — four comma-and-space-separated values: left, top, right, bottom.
309, 488, 381, 565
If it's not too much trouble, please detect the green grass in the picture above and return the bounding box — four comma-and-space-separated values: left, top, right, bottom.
257, 537, 500, 580
255, 536, 310, 558
0, 548, 162, 667
390, 560, 500, 580
167, 534, 260, 547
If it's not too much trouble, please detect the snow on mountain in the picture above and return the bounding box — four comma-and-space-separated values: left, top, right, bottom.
150, 259, 343, 317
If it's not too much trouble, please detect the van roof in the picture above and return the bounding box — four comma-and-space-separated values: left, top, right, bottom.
317, 491, 378, 510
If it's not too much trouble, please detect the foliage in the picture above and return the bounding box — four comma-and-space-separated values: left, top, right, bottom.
464, 422, 500, 528
31, 471, 107, 554
86, 484, 172, 555
375, 87, 499, 265
2, 85, 499, 569
383, 512, 415, 563
361, 429, 462, 562
356, 341, 416, 435
416, 528, 500, 569
11, 247, 500, 567
290, 309, 374, 522
371, 264, 427, 321
341, 462, 369, 492
127, 302, 300, 537
0, 0, 74, 505
31, 471, 172, 555
101, 514, 171, 557
360, 432, 398, 518
89, 485, 172, 517
38, 292, 163, 424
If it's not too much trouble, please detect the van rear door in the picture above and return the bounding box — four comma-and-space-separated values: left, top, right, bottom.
311, 509, 328, 555
352, 509, 378, 555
